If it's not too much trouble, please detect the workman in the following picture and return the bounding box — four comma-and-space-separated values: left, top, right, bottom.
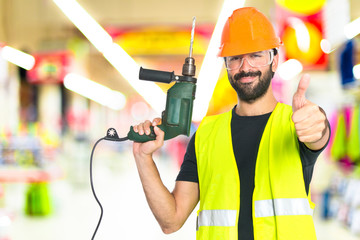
132, 7, 330, 240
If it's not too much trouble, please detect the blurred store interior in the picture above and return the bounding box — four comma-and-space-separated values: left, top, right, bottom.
0, 0, 360, 239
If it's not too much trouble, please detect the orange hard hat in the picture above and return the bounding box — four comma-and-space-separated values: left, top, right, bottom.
218, 7, 282, 57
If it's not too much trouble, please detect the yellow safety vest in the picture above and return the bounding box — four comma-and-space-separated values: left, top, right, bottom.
195, 103, 316, 240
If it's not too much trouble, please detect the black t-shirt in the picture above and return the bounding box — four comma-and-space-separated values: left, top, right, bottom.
176, 107, 326, 240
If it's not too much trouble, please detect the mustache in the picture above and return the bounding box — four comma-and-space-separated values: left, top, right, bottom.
234, 71, 261, 81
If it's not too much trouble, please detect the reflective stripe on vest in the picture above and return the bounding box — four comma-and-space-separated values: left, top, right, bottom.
197, 209, 237, 228
254, 198, 314, 218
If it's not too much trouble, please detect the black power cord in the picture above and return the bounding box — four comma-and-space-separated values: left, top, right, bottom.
90, 128, 128, 239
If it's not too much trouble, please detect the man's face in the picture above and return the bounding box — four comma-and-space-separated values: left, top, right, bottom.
228, 65, 274, 103
226, 50, 277, 103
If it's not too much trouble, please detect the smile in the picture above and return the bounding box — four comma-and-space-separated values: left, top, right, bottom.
238, 76, 257, 83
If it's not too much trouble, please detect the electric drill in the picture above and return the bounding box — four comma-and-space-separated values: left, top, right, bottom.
127, 17, 197, 142
90, 18, 198, 239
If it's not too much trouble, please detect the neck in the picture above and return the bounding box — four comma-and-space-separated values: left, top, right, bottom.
235, 86, 278, 116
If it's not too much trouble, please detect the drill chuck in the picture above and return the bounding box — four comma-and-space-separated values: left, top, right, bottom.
182, 57, 196, 77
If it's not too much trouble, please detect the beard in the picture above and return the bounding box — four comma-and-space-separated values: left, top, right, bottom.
228, 66, 274, 103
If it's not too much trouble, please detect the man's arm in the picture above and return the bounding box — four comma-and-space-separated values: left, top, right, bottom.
132, 119, 199, 234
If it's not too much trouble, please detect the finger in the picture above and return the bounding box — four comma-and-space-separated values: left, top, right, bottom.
143, 120, 152, 135
294, 120, 319, 133
292, 104, 319, 123
292, 74, 311, 112
294, 119, 313, 132
152, 118, 162, 126
298, 132, 324, 144
137, 123, 145, 135
133, 125, 138, 133
295, 121, 325, 137
295, 111, 326, 130
154, 125, 165, 145
136, 120, 151, 135
295, 74, 311, 97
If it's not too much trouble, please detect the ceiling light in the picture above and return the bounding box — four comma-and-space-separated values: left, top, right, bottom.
0, 46, 35, 70
320, 39, 334, 54
53, 0, 112, 53
353, 64, 360, 79
344, 17, 360, 39
278, 59, 303, 80
64, 73, 126, 110
53, 0, 165, 114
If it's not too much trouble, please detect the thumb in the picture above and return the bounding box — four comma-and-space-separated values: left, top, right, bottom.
296, 74, 311, 97
153, 125, 165, 145
293, 74, 311, 111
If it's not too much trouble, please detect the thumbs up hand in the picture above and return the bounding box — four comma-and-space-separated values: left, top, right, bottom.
292, 74, 329, 150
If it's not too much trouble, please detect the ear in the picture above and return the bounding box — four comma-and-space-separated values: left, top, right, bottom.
272, 53, 279, 72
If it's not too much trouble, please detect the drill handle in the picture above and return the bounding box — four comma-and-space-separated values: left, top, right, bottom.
127, 124, 165, 143
139, 67, 175, 83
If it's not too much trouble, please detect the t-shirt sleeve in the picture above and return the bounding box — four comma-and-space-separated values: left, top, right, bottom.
176, 133, 199, 182
299, 125, 331, 167
299, 127, 330, 195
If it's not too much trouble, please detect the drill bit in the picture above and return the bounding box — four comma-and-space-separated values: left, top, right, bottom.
182, 17, 196, 77
189, 16, 196, 58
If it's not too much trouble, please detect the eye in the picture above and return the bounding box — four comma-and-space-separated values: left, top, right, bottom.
250, 53, 262, 58
228, 56, 240, 62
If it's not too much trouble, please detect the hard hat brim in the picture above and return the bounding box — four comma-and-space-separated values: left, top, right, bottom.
218, 37, 283, 57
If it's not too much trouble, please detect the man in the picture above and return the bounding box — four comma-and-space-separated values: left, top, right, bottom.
132, 7, 330, 240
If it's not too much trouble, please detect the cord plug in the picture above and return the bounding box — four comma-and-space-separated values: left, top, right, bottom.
104, 128, 128, 142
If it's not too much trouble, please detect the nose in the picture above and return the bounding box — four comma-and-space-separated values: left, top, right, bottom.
239, 57, 253, 71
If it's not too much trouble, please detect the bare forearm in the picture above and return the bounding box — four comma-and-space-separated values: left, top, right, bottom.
131, 121, 198, 233
134, 154, 180, 233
